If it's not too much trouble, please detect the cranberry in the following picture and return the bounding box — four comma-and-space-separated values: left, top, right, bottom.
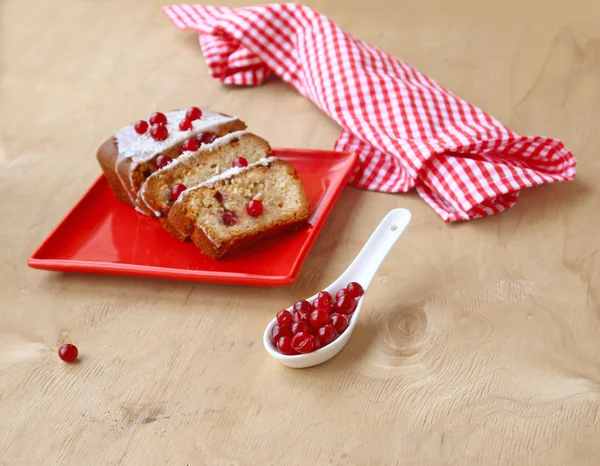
292, 321, 310, 335
309, 309, 329, 330
170, 183, 187, 201
329, 313, 349, 334
317, 325, 338, 346
196, 132, 217, 145
155, 154, 173, 169
186, 106, 202, 121
312, 296, 332, 313
335, 288, 348, 301
294, 311, 311, 325
58, 343, 78, 362
293, 310, 310, 323
276, 310, 293, 326
150, 124, 169, 141
221, 212, 237, 226
232, 157, 248, 168
246, 200, 263, 217
312, 335, 322, 350
179, 119, 193, 131
181, 139, 199, 153
293, 300, 311, 322
347, 298, 358, 315
317, 290, 332, 304
335, 295, 357, 315
271, 324, 292, 343
149, 112, 167, 126
291, 332, 315, 354
346, 282, 364, 299
293, 300, 311, 314
277, 336, 296, 355
134, 120, 148, 134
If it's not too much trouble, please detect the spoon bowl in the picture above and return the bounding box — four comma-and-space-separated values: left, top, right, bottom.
263, 208, 412, 368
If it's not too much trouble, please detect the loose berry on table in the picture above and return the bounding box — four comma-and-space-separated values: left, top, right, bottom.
58, 343, 78, 362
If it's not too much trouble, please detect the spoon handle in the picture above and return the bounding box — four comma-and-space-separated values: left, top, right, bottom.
338, 208, 411, 293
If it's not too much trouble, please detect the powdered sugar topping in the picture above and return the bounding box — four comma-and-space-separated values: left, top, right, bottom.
162, 130, 248, 171
115, 109, 236, 164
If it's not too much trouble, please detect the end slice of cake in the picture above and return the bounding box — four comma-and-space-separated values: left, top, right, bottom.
167, 158, 310, 259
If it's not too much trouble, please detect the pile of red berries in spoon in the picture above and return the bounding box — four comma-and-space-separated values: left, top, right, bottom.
271, 282, 364, 355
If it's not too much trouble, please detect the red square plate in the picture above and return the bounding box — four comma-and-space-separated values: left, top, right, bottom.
28, 148, 358, 286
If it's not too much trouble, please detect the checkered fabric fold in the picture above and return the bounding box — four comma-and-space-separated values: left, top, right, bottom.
163, 3, 576, 221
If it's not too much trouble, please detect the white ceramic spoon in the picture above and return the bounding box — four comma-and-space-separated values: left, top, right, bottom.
263, 208, 412, 368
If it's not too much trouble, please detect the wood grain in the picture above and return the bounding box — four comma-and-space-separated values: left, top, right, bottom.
1, 0, 599, 464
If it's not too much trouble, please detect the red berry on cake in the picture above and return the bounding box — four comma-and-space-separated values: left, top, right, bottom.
58, 343, 78, 362
196, 132, 217, 145
291, 332, 315, 354
134, 120, 148, 134
276, 336, 296, 355
276, 310, 293, 326
170, 183, 187, 201
309, 309, 329, 330
317, 325, 338, 346
186, 107, 202, 121
150, 124, 169, 141
221, 212, 237, 226
179, 119, 193, 131
346, 282, 364, 299
232, 157, 248, 168
328, 313, 349, 334
292, 321, 310, 335
246, 200, 263, 217
155, 154, 173, 169
149, 112, 167, 126
181, 138, 199, 152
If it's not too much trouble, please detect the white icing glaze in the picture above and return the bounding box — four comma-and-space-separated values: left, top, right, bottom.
195, 156, 278, 189
137, 182, 160, 217
112, 109, 237, 207
162, 130, 248, 171
199, 226, 221, 249
115, 110, 236, 164
134, 204, 147, 215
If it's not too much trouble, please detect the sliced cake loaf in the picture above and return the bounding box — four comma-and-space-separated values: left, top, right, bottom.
137, 131, 271, 218
96, 107, 246, 211
167, 158, 310, 259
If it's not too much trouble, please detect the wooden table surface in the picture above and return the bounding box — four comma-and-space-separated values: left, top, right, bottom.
2, 0, 600, 464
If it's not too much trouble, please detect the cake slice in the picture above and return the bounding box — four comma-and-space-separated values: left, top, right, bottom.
96, 107, 246, 211
167, 158, 310, 259
138, 131, 271, 219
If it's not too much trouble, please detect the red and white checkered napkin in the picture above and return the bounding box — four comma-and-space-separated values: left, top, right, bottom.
163, 3, 576, 221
